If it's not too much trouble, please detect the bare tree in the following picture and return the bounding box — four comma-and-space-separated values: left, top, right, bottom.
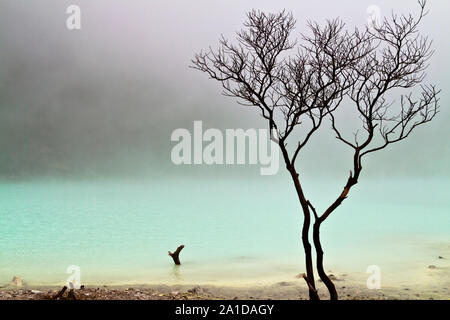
191, 0, 439, 300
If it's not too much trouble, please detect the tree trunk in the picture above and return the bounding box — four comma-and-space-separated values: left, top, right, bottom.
299, 199, 318, 300
279, 142, 319, 300
313, 170, 360, 300
288, 168, 319, 300
313, 221, 338, 300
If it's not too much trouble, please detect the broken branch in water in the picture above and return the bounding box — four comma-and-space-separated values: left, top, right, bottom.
168, 245, 185, 265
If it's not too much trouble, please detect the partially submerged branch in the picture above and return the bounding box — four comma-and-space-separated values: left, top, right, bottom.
168, 245, 185, 265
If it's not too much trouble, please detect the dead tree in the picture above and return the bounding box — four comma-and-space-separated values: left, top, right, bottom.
169, 245, 185, 265
192, 10, 372, 300
191, 1, 439, 300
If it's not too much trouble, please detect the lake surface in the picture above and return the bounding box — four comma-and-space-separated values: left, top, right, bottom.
0, 177, 449, 287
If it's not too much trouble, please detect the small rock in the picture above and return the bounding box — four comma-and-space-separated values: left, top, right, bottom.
328, 274, 338, 281
438, 256, 444, 259
10, 276, 23, 287
31, 290, 41, 294
428, 265, 437, 269
188, 286, 202, 294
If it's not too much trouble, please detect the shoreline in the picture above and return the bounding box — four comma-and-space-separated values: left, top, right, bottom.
2, 255, 448, 300
1, 281, 448, 300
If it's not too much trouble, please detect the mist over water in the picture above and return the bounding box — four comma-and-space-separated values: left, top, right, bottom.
0, 0, 448, 180
0, 1, 449, 288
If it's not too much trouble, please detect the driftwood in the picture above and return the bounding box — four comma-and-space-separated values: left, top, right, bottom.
53, 286, 67, 300
52, 284, 78, 300
67, 288, 77, 300
168, 245, 185, 265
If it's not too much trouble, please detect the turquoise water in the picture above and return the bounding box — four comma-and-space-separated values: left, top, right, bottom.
0, 177, 449, 287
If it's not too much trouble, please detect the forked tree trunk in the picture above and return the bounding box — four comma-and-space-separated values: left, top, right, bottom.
312, 171, 360, 300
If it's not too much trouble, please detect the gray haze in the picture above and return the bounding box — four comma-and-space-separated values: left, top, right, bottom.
0, 0, 448, 180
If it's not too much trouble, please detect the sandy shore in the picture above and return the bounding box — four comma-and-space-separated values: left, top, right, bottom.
2, 259, 449, 300
1, 281, 448, 300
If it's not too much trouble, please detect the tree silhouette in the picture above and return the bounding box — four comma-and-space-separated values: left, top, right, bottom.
191, 0, 439, 300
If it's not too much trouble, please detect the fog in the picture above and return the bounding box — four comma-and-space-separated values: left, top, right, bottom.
0, 0, 448, 180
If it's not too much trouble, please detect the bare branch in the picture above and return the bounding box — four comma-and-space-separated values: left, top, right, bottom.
321, 0, 440, 223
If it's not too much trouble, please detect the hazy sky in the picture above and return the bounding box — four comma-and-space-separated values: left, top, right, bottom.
0, 0, 448, 180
